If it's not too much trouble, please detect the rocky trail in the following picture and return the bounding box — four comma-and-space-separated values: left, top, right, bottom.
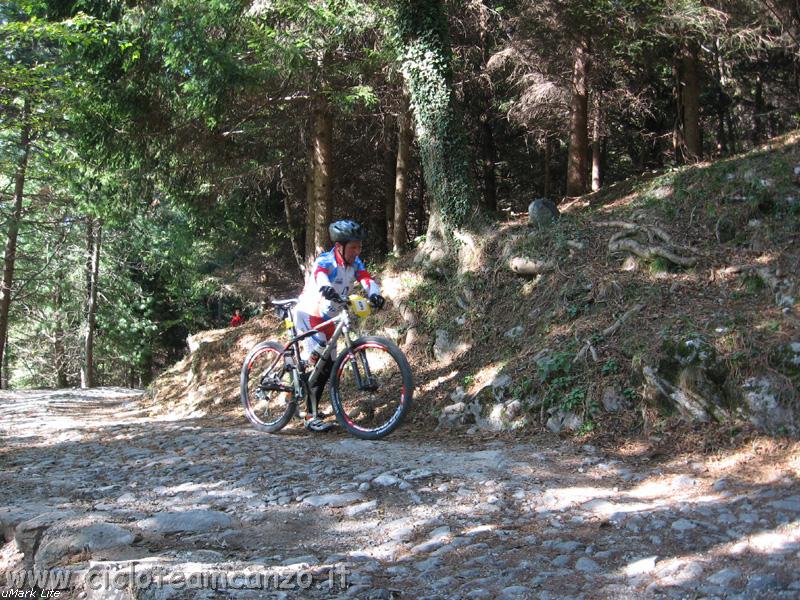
1, 388, 799, 599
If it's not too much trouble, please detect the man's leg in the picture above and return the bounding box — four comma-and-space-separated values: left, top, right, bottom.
295, 310, 325, 414
310, 348, 335, 411
296, 311, 336, 431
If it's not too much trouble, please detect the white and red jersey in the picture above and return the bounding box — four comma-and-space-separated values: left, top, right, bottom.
296, 246, 380, 320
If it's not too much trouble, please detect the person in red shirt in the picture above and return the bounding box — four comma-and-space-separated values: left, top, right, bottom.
230, 308, 244, 328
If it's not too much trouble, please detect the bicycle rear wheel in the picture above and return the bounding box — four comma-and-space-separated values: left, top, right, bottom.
330, 336, 413, 440
241, 341, 296, 432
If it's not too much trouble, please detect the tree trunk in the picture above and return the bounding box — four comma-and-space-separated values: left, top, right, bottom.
543, 137, 551, 198
682, 46, 702, 161
304, 159, 316, 269
566, 39, 590, 197
0, 99, 31, 385
725, 108, 737, 154
416, 160, 427, 238
716, 100, 728, 156
384, 160, 395, 254
393, 96, 413, 254
714, 43, 729, 156
639, 133, 649, 171
753, 73, 764, 146
383, 124, 396, 255
673, 59, 686, 164
280, 176, 305, 275
675, 45, 702, 162
1, 341, 8, 390
480, 114, 497, 212
312, 94, 333, 256
591, 93, 602, 192
54, 256, 67, 388
81, 219, 101, 389
396, 0, 481, 248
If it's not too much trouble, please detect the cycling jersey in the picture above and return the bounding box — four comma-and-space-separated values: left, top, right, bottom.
295, 247, 380, 358
296, 247, 380, 319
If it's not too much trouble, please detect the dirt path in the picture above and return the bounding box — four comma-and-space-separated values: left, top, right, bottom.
1, 388, 798, 599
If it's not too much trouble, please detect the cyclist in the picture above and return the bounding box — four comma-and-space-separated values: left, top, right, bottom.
295, 220, 385, 431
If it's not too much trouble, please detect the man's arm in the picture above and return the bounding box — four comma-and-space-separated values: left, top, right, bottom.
314, 257, 334, 289
354, 257, 380, 297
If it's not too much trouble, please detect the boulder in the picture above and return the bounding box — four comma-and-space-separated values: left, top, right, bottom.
439, 380, 527, 432
601, 387, 625, 412
642, 336, 800, 433
433, 330, 470, 363
504, 325, 525, 339
35, 522, 135, 569
740, 376, 798, 436
642, 337, 730, 422
302, 493, 365, 508
546, 410, 583, 433
528, 198, 560, 227
437, 401, 468, 429
485, 399, 526, 431
490, 373, 513, 401
14, 512, 79, 564
136, 510, 234, 535
0, 506, 47, 544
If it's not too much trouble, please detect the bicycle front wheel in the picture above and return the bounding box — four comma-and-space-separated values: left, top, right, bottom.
241, 341, 296, 433
330, 336, 413, 440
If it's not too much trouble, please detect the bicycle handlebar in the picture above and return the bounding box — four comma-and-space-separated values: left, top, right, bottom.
331, 294, 382, 310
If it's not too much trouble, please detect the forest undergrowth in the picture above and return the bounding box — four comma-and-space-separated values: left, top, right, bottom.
149, 132, 800, 456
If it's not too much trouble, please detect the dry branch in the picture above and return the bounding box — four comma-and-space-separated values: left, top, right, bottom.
574, 303, 645, 363
597, 220, 638, 230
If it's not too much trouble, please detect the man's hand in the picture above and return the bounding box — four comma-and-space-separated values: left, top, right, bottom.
369, 294, 385, 309
320, 286, 341, 302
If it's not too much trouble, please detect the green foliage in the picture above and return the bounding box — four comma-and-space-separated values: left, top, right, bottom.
622, 387, 639, 403
601, 358, 620, 375
393, 0, 479, 229
337, 85, 379, 111
537, 351, 573, 384
566, 303, 589, 320
509, 375, 534, 400
560, 385, 586, 412
743, 273, 765, 294
648, 256, 673, 274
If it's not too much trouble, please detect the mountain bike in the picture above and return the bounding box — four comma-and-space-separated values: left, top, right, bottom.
240, 294, 413, 440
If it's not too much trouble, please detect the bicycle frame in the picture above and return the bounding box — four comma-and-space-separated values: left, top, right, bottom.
266, 302, 363, 418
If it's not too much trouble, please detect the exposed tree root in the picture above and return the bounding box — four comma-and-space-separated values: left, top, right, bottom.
574, 303, 644, 363
414, 219, 487, 276
397, 301, 419, 348
608, 238, 698, 267
598, 220, 697, 267
713, 263, 796, 308
507, 257, 555, 276
715, 264, 779, 289
642, 366, 729, 423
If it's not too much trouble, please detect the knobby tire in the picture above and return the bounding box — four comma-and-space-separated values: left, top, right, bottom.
240, 341, 296, 433
330, 336, 413, 440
